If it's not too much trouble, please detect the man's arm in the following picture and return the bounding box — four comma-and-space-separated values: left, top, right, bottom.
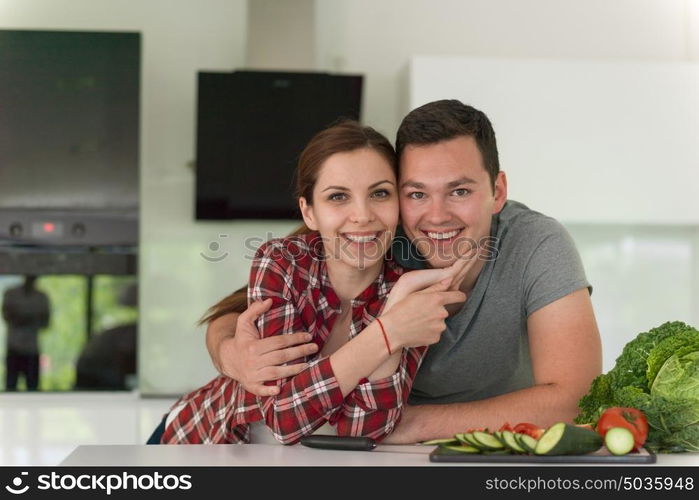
205, 310, 241, 374
205, 301, 318, 396
382, 288, 602, 443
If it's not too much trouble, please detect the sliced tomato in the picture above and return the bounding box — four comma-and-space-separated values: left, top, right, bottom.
596, 407, 648, 450
498, 422, 514, 432
513, 422, 545, 440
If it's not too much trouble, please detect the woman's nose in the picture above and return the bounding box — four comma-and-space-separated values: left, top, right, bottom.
350, 202, 375, 224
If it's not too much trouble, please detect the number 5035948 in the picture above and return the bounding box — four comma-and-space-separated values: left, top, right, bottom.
622, 477, 694, 491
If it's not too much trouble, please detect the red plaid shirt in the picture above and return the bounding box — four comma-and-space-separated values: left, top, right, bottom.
161, 232, 426, 445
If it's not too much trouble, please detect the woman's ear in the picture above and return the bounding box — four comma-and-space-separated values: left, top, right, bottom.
299, 197, 318, 230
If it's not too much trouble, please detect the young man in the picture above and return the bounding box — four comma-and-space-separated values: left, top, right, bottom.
206, 100, 602, 443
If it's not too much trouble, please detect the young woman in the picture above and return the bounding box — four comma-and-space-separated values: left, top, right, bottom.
159, 121, 466, 444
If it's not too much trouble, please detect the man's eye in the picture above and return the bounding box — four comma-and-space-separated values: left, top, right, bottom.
328, 192, 348, 201
452, 188, 470, 197
371, 189, 390, 199
408, 192, 425, 200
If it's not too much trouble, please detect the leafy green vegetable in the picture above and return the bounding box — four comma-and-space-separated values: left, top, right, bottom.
576, 373, 611, 424
611, 321, 690, 392
646, 330, 699, 387
661, 425, 699, 453
614, 387, 698, 435
575, 321, 699, 453
651, 351, 699, 403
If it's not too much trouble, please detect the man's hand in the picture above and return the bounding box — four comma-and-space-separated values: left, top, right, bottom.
208, 299, 318, 396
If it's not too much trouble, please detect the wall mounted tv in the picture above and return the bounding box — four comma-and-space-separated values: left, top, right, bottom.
195, 71, 363, 220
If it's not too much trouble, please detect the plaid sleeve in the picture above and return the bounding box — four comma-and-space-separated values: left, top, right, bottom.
248, 241, 345, 445
334, 346, 426, 441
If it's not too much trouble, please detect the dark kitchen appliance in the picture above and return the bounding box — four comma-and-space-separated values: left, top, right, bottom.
0, 29, 140, 367
0, 29, 140, 275
195, 70, 363, 220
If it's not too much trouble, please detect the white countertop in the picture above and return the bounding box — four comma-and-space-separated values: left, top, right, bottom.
59, 444, 699, 467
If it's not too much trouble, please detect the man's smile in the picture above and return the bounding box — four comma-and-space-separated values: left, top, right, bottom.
420, 228, 465, 243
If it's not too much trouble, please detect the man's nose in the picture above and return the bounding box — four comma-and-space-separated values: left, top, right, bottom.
424, 198, 452, 225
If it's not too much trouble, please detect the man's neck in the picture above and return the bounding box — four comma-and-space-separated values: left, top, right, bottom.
441, 258, 486, 316
458, 257, 486, 295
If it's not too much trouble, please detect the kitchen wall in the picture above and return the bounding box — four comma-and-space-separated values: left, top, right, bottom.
3, 0, 698, 392
315, 0, 699, 137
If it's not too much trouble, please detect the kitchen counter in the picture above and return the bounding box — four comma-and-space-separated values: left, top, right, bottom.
59, 444, 699, 467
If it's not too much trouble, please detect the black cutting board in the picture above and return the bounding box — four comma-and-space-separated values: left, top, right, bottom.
430, 446, 656, 464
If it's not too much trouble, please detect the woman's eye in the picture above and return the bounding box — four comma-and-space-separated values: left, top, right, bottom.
452, 188, 470, 197
328, 192, 348, 202
371, 189, 390, 199
408, 192, 425, 200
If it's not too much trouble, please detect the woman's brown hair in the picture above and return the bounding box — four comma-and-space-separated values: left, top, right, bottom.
199, 120, 397, 325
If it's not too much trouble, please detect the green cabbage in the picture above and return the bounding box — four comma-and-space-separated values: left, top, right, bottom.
651, 351, 699, 404
646, 330, 699, 387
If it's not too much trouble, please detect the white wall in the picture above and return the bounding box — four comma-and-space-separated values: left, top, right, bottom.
408, 56, 699, 225
316, 0, 699, 138
247, 0, 316, 70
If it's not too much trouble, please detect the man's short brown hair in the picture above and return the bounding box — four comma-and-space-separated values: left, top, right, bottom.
396, 100, 500, 189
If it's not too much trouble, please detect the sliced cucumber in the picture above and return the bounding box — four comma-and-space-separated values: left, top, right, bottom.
422, 438, 460, 446
501, 431, 526, 453
534, 422, 602, 456
460, 433, 488, 449
455, 433, 480, 448
455, 433, 476, 446
604, 427, 635, 456
441, 444, 480, 454
471, 431, 505, 450
493, 431, 506, 444
514, 433, 538, 454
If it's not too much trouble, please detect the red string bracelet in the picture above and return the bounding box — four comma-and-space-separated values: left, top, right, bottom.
375, 318, 392, 355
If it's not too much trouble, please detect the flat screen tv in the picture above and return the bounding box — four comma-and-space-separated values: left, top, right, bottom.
195, 71, 363, 220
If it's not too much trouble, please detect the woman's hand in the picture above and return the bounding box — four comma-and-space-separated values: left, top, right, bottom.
383, 268, 452, 313
380, 279, 466, 349
383, 252, 476, 313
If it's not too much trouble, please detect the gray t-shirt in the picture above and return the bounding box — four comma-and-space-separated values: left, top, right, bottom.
391, 200, 590, 405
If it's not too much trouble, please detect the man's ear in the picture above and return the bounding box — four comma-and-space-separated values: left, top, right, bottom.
299, 197, 318, 230
492, 171, 508, 214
